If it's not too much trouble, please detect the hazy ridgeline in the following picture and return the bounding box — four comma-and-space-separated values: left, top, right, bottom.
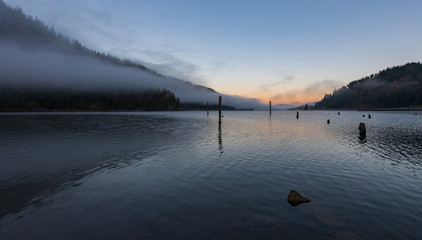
0, 0, 266, 110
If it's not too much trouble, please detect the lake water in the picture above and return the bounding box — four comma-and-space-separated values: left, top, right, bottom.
1, 111, 421, 239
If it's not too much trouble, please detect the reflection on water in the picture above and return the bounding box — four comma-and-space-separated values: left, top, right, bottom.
0, 111, 422, 239
0, 113, 203, 219
218, 123, 223, 156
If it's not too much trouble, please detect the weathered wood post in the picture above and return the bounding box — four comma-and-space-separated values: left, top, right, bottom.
327, 119, 330, 124
219, 96, 222, 124
269, 101, 272, 115
338, 112, 340, 115
296, 111, 299, 119
359, 122, 366, 141
368, 114, 371, 119
207, 101, 209, 116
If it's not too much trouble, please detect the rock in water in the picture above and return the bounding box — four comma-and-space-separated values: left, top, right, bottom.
287, 190, 311, 207
327, 119, 330, 124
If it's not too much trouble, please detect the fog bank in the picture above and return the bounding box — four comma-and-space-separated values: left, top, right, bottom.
0, 42, 266, 109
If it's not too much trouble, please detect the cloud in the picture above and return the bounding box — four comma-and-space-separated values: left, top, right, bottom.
303, 79, 342, 95
258, 74, 294, 92
137, 49, 207, 85
270, 79, 344, 105
110, 47, 208, 85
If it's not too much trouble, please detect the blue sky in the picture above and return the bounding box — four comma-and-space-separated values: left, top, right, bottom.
4, 0, 422, 104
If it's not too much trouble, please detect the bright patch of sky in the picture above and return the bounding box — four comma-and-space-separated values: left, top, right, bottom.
4, 0, 422, 104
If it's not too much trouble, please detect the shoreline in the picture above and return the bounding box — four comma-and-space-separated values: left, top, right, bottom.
290, 108, 422, 112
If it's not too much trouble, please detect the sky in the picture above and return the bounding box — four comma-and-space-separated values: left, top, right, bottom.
4, 0, 422, 105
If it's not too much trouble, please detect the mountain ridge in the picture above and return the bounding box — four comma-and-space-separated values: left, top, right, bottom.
1, 0, 266, 110
313, 62, 422, 110
0, 0, 216, 94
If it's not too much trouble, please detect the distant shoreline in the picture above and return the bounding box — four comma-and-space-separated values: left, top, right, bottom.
0, 109, 165, 112
291, 107, 422, 111
0, 108, 253, 112
357, 107, 422, 111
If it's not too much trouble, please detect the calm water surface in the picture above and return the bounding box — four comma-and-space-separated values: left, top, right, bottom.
1, 111, 421, 239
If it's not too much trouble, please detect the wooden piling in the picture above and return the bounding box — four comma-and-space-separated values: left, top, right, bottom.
219, 96, 222, 124
296, 111, 299, 119
359, 122, 366, 140
269, 101, 272, 115
207, 101, 209, 116
327, 119, 330, 124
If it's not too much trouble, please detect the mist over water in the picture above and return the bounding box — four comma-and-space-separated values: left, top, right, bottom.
1, 111, 421, 239
0, 42, 266, 109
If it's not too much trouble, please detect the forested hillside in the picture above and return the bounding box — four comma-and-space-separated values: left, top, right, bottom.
0, 87, 179, 111
0, 0, 155, 73
0, 0, 218, 111
314, 62, 422, 109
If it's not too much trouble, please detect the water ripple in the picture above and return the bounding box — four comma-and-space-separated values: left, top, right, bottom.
1, 111, 422, 239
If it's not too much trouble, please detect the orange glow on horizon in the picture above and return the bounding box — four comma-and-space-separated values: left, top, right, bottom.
217, 80, 337, 107
257, 96, 323, 106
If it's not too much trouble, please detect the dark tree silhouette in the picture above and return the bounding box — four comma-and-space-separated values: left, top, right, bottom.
314, 62, 422, 110
0, 86, 180, 111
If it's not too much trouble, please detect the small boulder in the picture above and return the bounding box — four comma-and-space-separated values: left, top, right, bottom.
287, 190, 311, 207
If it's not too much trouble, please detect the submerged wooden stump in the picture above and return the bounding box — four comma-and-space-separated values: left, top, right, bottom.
359, 122, 366, 141
287, 190, 311, 207
359, 122, 366, 135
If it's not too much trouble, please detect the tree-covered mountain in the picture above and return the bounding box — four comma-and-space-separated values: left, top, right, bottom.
0, 0, 213, 91
0, 87, 179, 111
1, 0, 252, 111
314, 62, 422, 110
0, 0, 153, 73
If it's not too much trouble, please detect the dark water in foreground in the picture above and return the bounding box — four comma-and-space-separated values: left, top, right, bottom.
1, 111, 421, 239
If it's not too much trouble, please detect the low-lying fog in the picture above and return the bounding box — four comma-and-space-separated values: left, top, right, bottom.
0, 42, 266, 110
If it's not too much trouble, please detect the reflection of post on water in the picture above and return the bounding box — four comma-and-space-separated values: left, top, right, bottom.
218, 122, 224, 155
